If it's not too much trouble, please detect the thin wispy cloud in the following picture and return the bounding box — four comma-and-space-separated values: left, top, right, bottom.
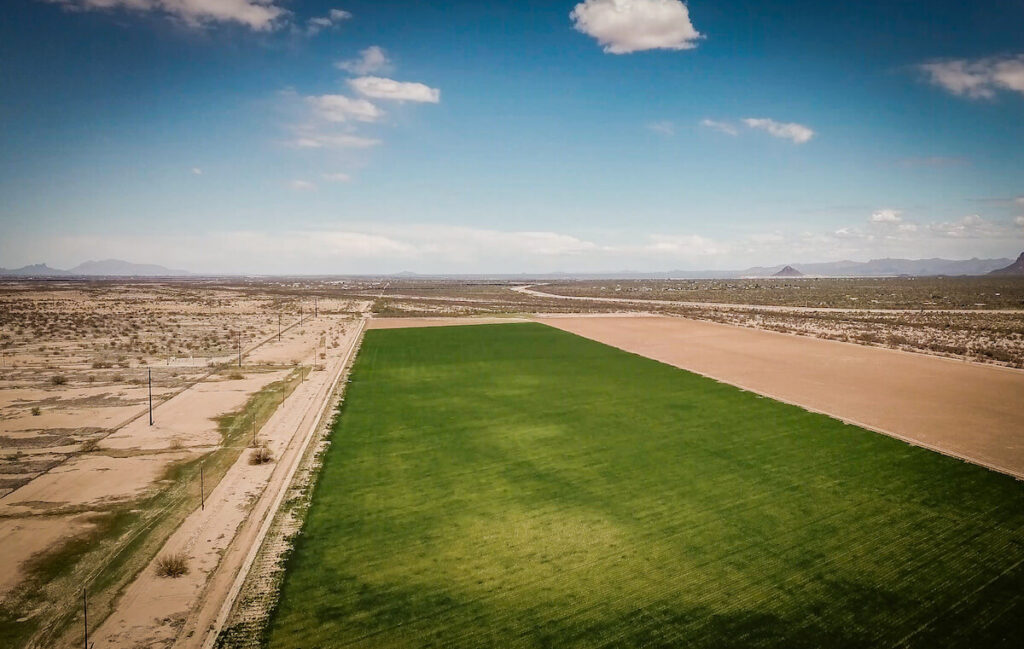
290, 131, 380, 149
700, 119, 738, 136
42, 0, 288, 31
647, 121, 675, 136
306, 8, 351, 35
742, 118, 815, 144
289, 179, 315, 191
322, 172, 352, 182
570, 0, 703, 54
918, 55, 1024, 99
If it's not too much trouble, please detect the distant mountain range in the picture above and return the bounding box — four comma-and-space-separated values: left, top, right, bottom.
988, 253, 1024, 276
736, 256, 1014, 278
0, 259, 190, 277
1, 254, 1021, 279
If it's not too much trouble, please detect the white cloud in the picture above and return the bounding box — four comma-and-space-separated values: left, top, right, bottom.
348, 76, 440, 103
1015, 216, 1024, 227
1015, 197, 1024, 207
647, 121, 675, 136
700, 118, 738, 136
918, 55, 1024, 99
928, 214, 1003, 239
289, 180, 315, 191
570, 0, 702, 54
336, 46, 391, 75
306, 7, 351, 35
322, 172, 352, 182
191, 167, 203, 175
308, 94, 382, 123
643, 234, 723, 256
290, 132, 381, 149
743, 118, 815, 144
870, 209, 902, 223
44, 0, 287, 31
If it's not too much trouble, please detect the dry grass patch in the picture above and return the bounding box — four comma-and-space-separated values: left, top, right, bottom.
154, 552, 190, 578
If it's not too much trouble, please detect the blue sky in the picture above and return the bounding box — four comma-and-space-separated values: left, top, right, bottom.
1, 0, 1023, 273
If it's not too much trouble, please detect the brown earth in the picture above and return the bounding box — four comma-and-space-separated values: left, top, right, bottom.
538, 315, 1024, 478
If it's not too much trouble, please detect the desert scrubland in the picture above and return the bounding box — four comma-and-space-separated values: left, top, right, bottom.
0, 280, 367, 648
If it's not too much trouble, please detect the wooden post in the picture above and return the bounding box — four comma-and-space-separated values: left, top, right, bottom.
83, 588, 88, 649
237, 332, 241, 368
252, 418, 256, 447
148, 368, 153, 426
278, 313, 281, 342
200, 465, 205, 511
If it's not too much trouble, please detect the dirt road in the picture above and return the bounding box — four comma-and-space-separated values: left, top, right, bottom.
538, 315, 1024, 478
91, 317, 365, 648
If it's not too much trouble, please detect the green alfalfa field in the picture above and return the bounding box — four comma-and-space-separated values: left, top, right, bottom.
265, 323, 1024, 648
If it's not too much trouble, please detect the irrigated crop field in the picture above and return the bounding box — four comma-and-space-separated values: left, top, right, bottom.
267, 323, 1024, 648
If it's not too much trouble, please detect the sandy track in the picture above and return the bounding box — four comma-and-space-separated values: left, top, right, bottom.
538, 315, 1024, 478
516, 284, 1024, 314
91, 317, 364, 648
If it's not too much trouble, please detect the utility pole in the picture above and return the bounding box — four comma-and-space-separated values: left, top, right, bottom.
83, 588, 88, 649
278, 313, 281, 342
148, 368, 153, 426
200, 465, 205, 511
314, 297, 318, 318
237, 332, 241, 368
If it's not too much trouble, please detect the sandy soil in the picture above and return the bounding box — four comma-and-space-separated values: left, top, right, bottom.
0, 514, 95, 596
368, 316, 530, 329
91, 317, 364, 649
538, 315, 1024, 478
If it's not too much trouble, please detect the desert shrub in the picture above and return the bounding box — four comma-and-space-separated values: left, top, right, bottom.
228, 371, 244, 380
249, 444, 274, 465
31, 406, 41, 416
155, 552, 190, 578
50, 375, 67, 386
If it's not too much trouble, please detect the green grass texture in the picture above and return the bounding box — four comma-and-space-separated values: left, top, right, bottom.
266, 323, 1024, 649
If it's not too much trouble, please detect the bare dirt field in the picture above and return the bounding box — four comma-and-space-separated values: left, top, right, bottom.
538, 315, 1024, 478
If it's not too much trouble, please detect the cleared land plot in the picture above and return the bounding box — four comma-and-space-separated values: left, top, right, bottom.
267, 323, 1024, 649
540, 315, 1024, 478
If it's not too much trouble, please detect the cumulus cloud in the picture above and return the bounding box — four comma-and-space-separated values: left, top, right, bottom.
308, 94, 382, 123
348, 76, 440, 103
336, 46, 391, 75
743, 118, 815, 144
918, 55, 1024, 99
700, 118, 738, 136
570, 0, 703, 54
43, 0, 287, 30
870, 209, 902, 223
